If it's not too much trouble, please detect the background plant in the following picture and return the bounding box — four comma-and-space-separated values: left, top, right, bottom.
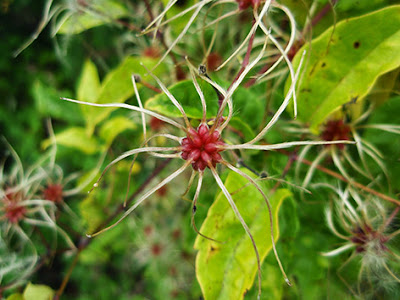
1, 1, 400, 299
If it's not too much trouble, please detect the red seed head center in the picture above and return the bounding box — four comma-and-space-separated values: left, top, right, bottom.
3, 189, 26, 223
181, 124, 224, 171
321, 120, 351, 150
236, 0, 259, 10
351, 224, 388, 253
43, 183, 63, 203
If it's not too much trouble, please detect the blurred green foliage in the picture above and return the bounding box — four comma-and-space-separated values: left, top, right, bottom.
1, 1, 400, 300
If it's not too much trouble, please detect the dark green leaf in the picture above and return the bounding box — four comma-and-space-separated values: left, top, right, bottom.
145, 79, 264, 130
32, 80, 80, 123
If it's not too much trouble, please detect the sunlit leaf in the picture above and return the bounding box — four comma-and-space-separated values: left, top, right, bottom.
99, 116, 136, 146
77, 60, 101, 103
289, 5, 400, 133
6, 294, 23, 300
85, 56, 166, 130
57, 0, 129, 35
77, 59, 101, 135
194, 170, 291, 300
42, 127, 101, 154
23, 283, 54, 300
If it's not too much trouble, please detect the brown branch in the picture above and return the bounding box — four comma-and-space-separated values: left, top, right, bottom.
54, 246, 82, 300
271, 150, 297, 193
228, 19, 257, 93
278, 149, 400, 206
140, 79, 162, 94
143, 0, 155, 21
303, 0, 338, 35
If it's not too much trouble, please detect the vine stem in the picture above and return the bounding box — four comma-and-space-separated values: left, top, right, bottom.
228, 19, 257, 94
303, 0, 338, 35
279, 149, 400, 206
54, 247, 82, 300
271, 150, 297, 193
384, 206, 400, 229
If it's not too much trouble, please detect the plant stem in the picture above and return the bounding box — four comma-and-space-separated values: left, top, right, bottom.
140, 79, 162, 93
228, 19, 256, 94
303, 0, 338, 35
54, 246, 82, 300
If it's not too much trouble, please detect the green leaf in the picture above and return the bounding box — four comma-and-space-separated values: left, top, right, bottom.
77, 59, 101, 135
99, 116, 136, 146
57, 0, 129, 35
41, 127, 101, 154
367, 67, 400, 107
86, 56, 166, 130
228, 117, 255, 142
23, 283, 54, 300
32, 80, 81, 123
145, 80, 265, 130
98, 57, 165, 104
145, 80, 219, 119
79, 192, 107, 235
79, 223, 128, 265
161, 0, 196, 36
6, 294, 23, 300
78, 60, 101, 102
194, 170, 291, 300
289, 5, 400, 133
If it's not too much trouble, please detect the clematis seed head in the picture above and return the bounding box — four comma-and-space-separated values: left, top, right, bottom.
321, 120, 351, 150
181, 124, 224, 171
43, 183, 63, 203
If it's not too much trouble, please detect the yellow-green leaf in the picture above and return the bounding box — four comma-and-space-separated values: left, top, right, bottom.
86, 56, 166, 130
42, 127, 101, 154
77, 59, 101, 135
77, 60, 100, 102
194, 170, 291, 300
6, 294, 23, 300
79, 192, 107, 235
99, 116, 136, 146
23, 283, 54, 300
57, 0, 128, 35
289, 5, 400, 133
